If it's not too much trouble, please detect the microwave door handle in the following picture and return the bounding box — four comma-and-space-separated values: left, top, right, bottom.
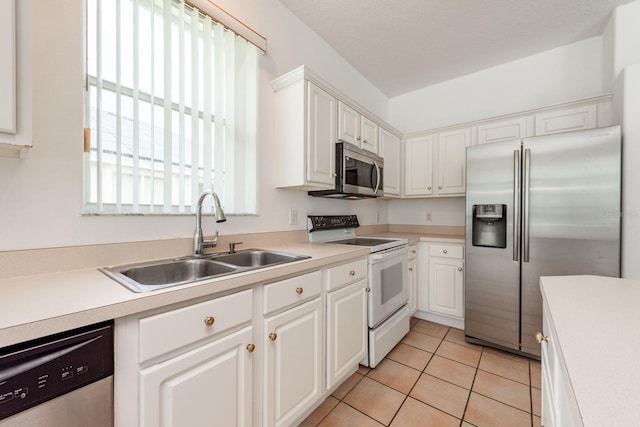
372, 161, 381, 195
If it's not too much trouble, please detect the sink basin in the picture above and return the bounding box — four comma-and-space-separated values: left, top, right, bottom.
100, 249, 310, 293
211, 249, 309, 267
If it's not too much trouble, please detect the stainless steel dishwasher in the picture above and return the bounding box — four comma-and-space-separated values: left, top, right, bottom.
0, 321, 114, 427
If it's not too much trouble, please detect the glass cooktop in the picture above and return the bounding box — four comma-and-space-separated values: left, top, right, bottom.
331, 237, 397, 247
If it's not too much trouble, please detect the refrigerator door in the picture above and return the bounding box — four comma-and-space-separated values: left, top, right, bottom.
465, 139, 522, 351
520, 126, 621, 356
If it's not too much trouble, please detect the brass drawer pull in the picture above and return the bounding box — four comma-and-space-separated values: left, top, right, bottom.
296, 287, 303, 295
457, 267, 462, 271
269, 333, 277, 341
365, 287, 371, 293
204, 316, 215, 327
443, 249, 448, 254
246, 343, 256, 353
349, 270, 356, 276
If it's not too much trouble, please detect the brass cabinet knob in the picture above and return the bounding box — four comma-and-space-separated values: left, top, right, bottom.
357, 136, 361, 141
365, 287, 371, 293
246, 343, 256, 353
295, 287, 303, 295
535, 332, 548, 344
457, 267, 463, 271
409, 267, 414, 272
204, 316, 215, 327
439, 186, 443, 190
443, 249, 448, 254
269, 333, 277, 341
411, 250, 416, 254
428, 186, 432, 190
363, 139, 368, 144
332, 172, 337, 177
349, 270, 356, 276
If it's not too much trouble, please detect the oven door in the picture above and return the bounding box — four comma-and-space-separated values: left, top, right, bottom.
368, 245, 408, 327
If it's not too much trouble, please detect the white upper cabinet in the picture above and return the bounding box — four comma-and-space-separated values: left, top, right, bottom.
404, 135, 434, 196
534, 104, 597, 136
272, 75, 336, 190
436, 128, 472, 195
477, 116, 534, 144
338, 101, 379, 154
0, 0, 15, 135
337, 102, 360, 145
379, 127, 401, 196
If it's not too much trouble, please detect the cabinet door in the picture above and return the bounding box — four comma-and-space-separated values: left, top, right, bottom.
139, 326, 253, 427
437, 128, 471, 195
306, 82, 337, 186
264, 297, 323, 427
477, 116, 533, 145
327, 280, 367, 390
404, 135, 433, 196
360, 116, 379, 153
534, 104, 597, 136
408, 258, 418, 315
428, 257, 464, 318
337, 101, 360, 145
380, 127, 401, 196
0, 0, 15, 134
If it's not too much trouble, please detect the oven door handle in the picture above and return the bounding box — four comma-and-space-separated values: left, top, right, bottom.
369, 246, 408, 261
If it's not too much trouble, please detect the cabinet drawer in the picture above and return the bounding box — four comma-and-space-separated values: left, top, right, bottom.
326, 258, 368, 291
139, 289, 253, 363
429, 244, 463, 259
263, 270, 322, 315
408, 245, 418, 261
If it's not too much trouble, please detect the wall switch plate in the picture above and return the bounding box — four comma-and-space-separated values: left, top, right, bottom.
289, 209, 298, 225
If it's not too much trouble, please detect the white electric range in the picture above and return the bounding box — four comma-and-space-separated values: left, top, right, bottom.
308, 215, 410, 368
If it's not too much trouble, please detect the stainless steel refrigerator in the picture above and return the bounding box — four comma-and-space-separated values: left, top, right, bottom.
464, 126, 621, 357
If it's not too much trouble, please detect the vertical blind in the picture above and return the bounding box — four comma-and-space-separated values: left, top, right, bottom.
85, 0, 259, 214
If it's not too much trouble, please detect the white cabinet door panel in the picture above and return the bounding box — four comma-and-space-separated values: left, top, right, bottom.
338, 102, 359, 145
306, 82, 336, 186
404, 135, 433, 196
437, 128, 470, 195
380, 127, 401, 196
428, 257, 464, 318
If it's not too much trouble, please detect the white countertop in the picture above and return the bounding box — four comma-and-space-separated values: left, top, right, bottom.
364, 231, 464, 245
0, 242, 370, 347
540, 275, 640, 427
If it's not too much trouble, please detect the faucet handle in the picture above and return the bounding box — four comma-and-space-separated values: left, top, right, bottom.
229, 241, 243, 254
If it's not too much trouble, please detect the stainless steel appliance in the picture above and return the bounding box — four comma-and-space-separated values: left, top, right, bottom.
308, 215, 409, 367
308, 141, 384, 199
465, 126, 621, 358
0, 321, 114, 426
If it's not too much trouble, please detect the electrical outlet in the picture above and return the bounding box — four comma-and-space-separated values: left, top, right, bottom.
426, 211, 432, 222
289, 209, 298, 225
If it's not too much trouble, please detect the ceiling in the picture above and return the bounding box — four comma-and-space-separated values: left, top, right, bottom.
278, 0, 634, 98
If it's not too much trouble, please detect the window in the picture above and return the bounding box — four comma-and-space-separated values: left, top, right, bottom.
85, 0, 260, 214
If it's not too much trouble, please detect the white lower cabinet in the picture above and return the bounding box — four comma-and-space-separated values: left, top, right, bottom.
407, 244, 418, 315
139, 326, 253, 427
326, 279, 367, 390
115, 257, 369, 427
263, 297, 323, 427
540, 301, 582, 427
416, 241, 464, 328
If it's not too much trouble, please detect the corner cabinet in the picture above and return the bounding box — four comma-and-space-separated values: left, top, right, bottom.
272, 76, 336, 190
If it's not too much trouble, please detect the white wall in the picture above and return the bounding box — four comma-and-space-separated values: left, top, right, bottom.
390, 36, 604, 134
388, 198, 465, 227
603, 0, 640, 92
0, 0, 390, 251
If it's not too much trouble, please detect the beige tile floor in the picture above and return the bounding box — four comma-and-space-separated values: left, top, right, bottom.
301, 318, 542, 427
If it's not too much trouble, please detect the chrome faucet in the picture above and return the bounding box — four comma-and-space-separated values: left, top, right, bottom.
194, 190, 227, 255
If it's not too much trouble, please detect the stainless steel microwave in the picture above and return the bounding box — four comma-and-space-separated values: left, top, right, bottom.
309, 141, 384, 199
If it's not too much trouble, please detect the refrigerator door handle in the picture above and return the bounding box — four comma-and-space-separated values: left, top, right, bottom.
513, 149, 520, 262
523, 148, 531, 262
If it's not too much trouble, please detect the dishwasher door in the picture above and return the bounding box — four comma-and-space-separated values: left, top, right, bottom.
0, 321, 114, 427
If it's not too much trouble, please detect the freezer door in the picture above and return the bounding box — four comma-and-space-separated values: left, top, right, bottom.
465, 139, 521, 351
520, 126, 621, 356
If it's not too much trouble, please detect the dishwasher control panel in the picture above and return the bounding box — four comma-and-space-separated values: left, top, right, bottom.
0, 321, 114, 421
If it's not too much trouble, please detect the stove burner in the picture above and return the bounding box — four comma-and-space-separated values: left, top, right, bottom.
331, 238, 398, 247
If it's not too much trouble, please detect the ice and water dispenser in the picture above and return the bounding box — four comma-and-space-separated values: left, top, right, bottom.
471, 204, 507, 248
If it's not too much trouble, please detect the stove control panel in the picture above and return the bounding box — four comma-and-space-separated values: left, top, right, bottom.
308, 215, 360, 232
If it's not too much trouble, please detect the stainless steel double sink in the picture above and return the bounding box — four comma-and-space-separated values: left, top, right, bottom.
100, 249, 310, 293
